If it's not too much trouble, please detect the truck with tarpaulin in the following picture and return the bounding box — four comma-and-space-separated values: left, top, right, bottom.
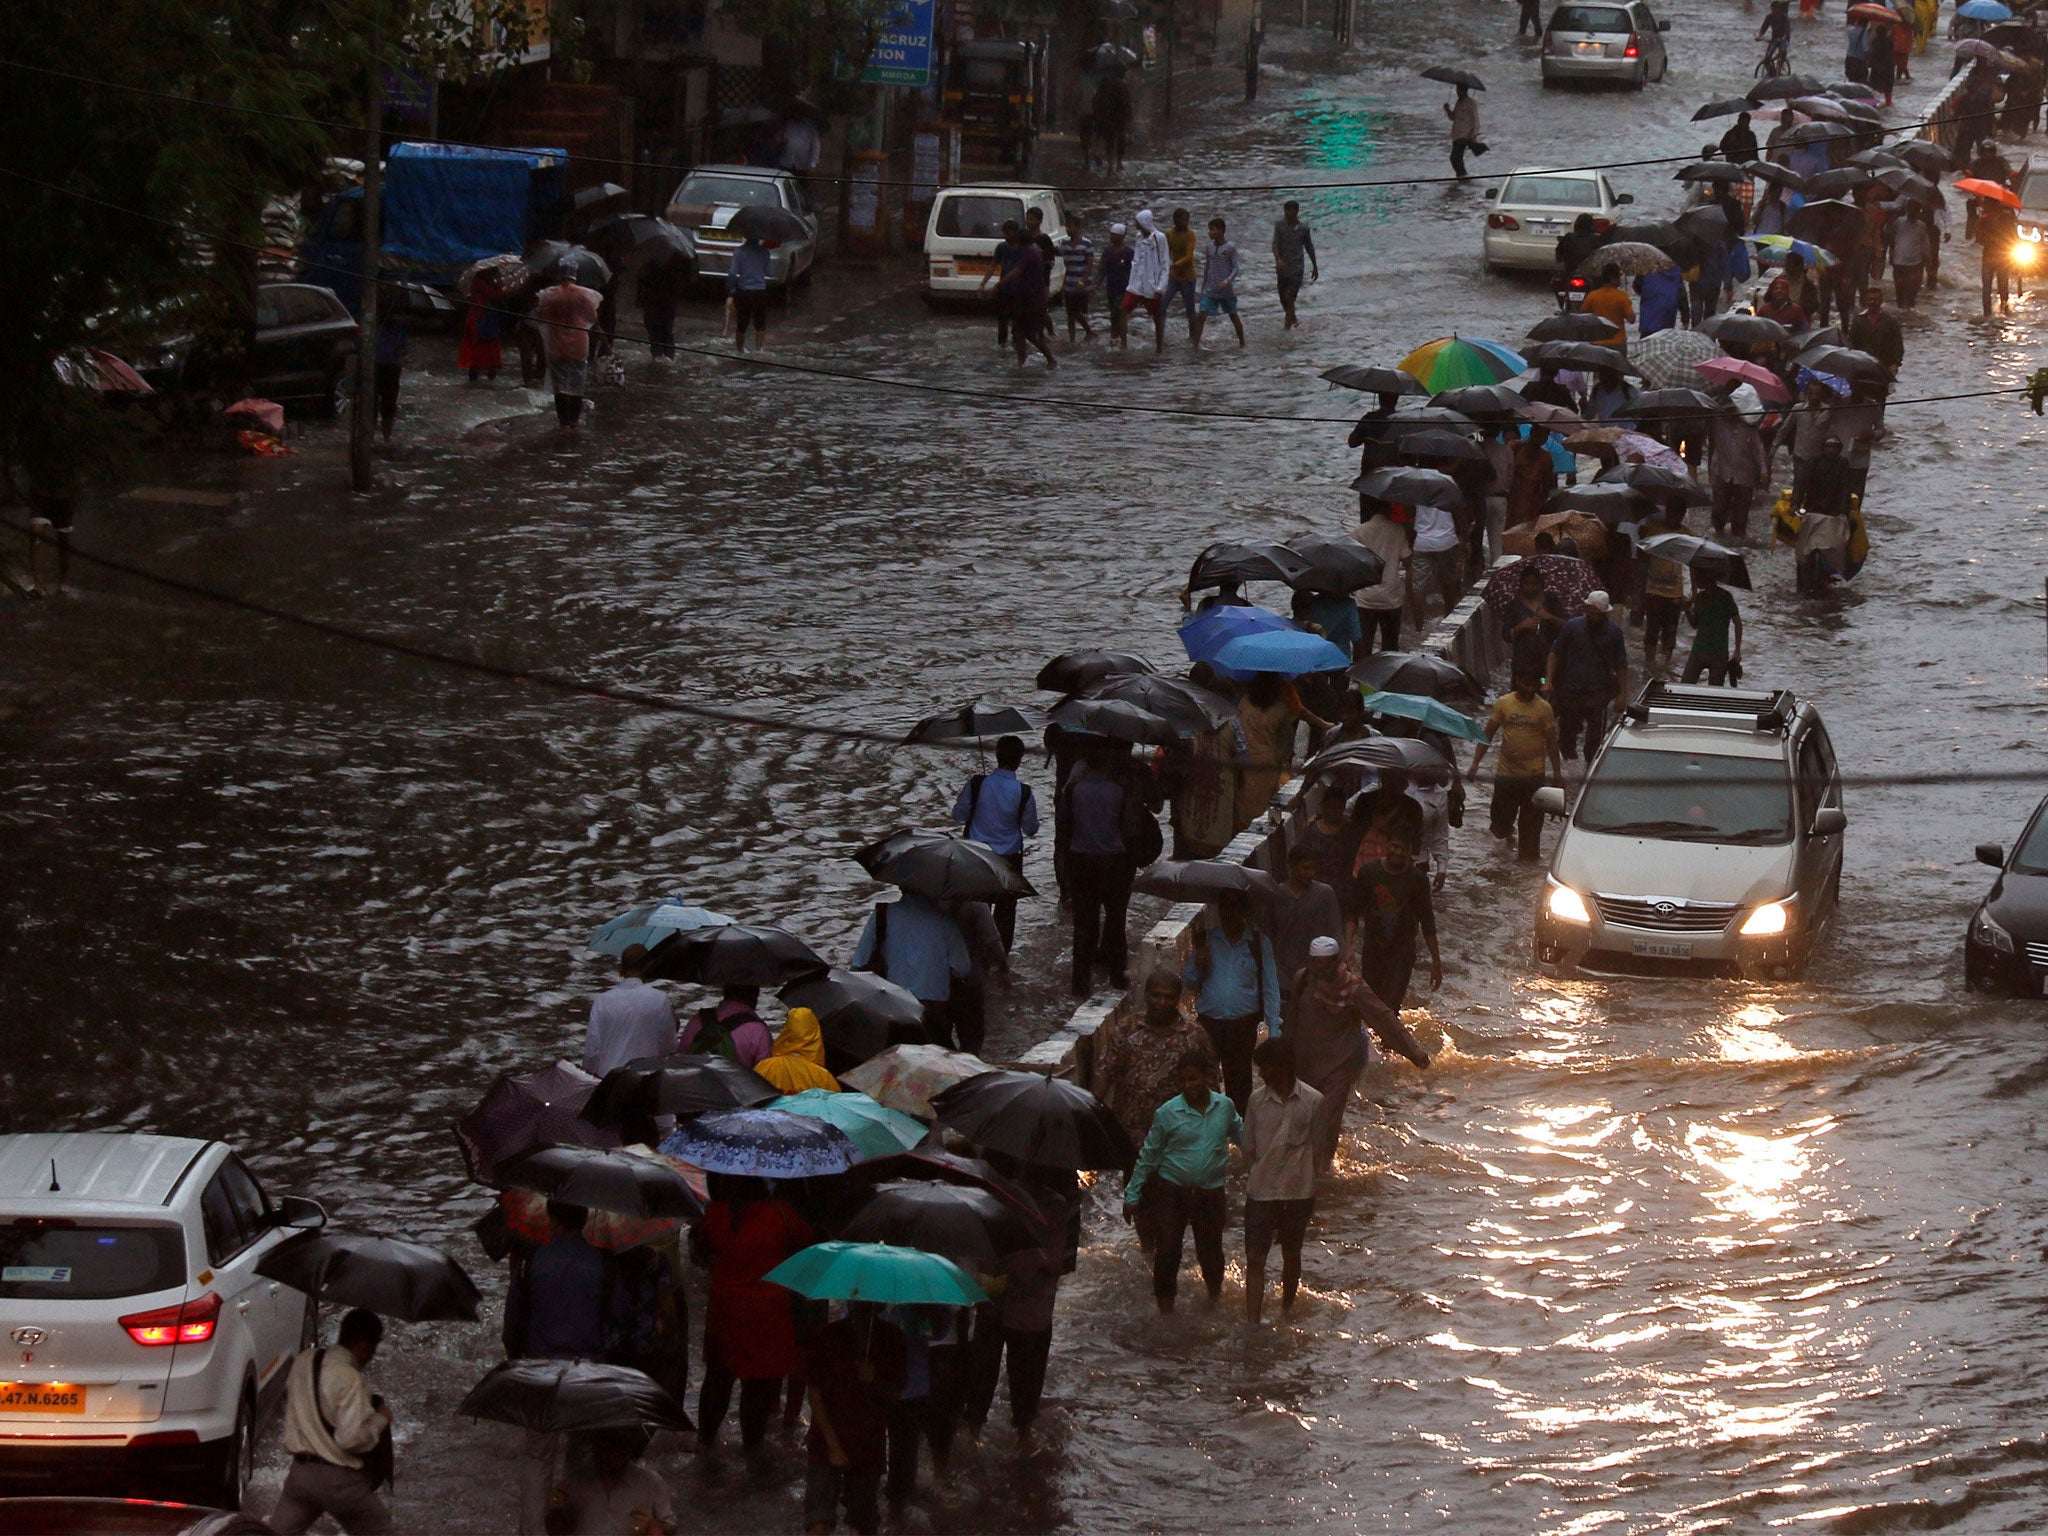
299, 142, 568, 312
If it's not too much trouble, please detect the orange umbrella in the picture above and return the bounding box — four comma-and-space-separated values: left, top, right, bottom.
1956, 177, 2021, 208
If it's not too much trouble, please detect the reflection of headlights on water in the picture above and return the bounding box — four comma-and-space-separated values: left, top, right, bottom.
1546, 880, 1592, 924
1740, 900, 1791, 937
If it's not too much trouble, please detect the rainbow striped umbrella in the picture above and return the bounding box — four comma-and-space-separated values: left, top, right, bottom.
1397, 335, 1526, 391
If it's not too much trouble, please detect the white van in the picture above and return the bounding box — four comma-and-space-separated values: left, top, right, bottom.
923, 183, 1069, 305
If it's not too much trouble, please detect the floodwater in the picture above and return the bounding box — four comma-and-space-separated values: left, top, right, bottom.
7, 1, 2048, 1528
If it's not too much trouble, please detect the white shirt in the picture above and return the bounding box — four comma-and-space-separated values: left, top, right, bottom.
558, 1464, 674, 1534
1349, 516, 1411, 611
1411, 504, 1462, 554
1128, 227, 1170, 297
1407, 781, 1452, 878
282, 1346, 382, 1469
1242, 1079, 1323, 1201
583, 977, 678, 1077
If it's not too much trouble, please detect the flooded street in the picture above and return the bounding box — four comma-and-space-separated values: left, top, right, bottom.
9, 0, 2048, 1527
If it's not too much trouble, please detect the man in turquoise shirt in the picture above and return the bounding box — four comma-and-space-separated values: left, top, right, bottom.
1181, 890, 1282, 1113
1124, 1051, 1240, 1311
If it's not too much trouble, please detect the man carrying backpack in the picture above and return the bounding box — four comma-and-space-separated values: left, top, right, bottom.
952, 734, 1039, 953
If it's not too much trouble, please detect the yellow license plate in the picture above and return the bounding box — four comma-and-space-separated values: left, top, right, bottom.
955, 258, 996, 276
697, 228, 737, 243
0, 1383, 85, 1414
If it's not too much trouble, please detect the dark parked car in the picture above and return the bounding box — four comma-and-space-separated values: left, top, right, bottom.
132, 283, 358, 415
1965, 795, 2048, 994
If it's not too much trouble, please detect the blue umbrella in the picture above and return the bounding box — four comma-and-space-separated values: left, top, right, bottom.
659, 1108, 859, 1179
1958, 0, 2011, 18
1211, 630, 1352, 680
1177, 604, 1298, 666
589, 901, 732, 958
1359, 690, 1487, 743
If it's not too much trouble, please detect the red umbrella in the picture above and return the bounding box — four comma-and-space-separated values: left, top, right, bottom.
1956, 177, 2021, 209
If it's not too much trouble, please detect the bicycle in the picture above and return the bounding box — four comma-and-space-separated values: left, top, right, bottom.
1756, 39, 1791, 78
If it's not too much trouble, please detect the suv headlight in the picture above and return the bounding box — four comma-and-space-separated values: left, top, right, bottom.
1972, 907, 2015, 954
1546, 880, 1591, 924
1739, 899, 1792, 937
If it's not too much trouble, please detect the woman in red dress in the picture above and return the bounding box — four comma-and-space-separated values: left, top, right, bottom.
458, 277, 504, 382
693, 1174, 812, 1456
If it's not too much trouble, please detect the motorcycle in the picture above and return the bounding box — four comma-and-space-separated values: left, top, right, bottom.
1552, 274, 1590, 312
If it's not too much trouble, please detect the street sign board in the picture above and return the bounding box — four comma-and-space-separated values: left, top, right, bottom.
862, 0, 936, 87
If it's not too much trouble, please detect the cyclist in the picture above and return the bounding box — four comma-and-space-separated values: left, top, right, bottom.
1756, 0, 1792, 76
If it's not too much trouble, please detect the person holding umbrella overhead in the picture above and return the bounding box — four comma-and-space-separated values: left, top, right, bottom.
1444, 81, 1488, 180
269, 1309, 395, 1535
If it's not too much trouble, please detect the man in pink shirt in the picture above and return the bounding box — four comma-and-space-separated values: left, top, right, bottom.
533, 269, 602, 427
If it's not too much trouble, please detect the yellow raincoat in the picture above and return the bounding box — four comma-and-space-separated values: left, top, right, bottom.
754, 1008, 840, 1094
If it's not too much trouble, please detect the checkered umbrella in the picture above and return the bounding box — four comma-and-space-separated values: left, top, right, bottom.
1632, 328, 1721, 389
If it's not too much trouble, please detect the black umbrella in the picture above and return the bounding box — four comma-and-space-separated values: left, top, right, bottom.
1078, 673, 1236, 732
1675, 161, 1750, 184
841, 1181, 1041, 1272
1319, 364, 1426, 395
1698, 311, 1792, 346
1674, 204, 1731, 243
1373, 406, 1480, 441
1421, 65, 1485, 90
1639, 531, 1755, 589
1892, 139, 1949, 177
1283, 531, 1389, 593
839, 1149, 1051, 1225
1301, 735, 1451, 781
729, 204, 810, 243
1348, 650, 1480, 700
855, 829, 1035, 901
1876, 166, 1942, 205
1088, 37, 1140, 65
1431, 383, 1530, 421
1801, 166, 1874, 199
1747, 73, 1825, 102
641, 922, 826, 987
1045, 695, 1187, 747
1397, 428, 1490, 462
1630, 387, 1728, 421
525, 240, 612, 288
779, 966, 926, 1065
1746, 161, 1809, 192
1186, 539, 1307, 591
461, 1359, 694, 1434
904, 700, 1042, 744
495, 1144, 704, 1218
1525, 340, 1646, 376
257, 1231, 481, 1323
1846, 146, 1908, 169
1353, 465, 1465, 509
1131, 858, 1288, 903
1595, 463, 1713, 505
1825, 78, 1887, 101
1546, 483, 1654, 525
1604, 219, 1690, 252
455, 1063, 618, 1186
573, 181, 630, 211
1801, 324, 1846, 351
1785, 120, 1854, 145
1035, 650, 1153, 693
1526, 312, 1622, 344
931, 1070, 1135, 1171
1693, 95, 1755, 120
1794, 343, 1891, 381
581, 1053, 780, 1125
586, 212, 692, 269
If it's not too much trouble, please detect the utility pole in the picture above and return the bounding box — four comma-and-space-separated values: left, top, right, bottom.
350, 10, 384, 495
1164, 0, 1176, 124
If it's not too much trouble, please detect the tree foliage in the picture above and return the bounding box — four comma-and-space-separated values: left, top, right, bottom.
720, 0, 900, 104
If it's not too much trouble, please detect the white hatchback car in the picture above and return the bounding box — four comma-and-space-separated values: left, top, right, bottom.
0, 1134, 323, 1507
1483, 168, 1633, 272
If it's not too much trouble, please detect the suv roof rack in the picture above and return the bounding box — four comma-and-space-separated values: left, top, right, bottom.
1625, 680, 1797, 734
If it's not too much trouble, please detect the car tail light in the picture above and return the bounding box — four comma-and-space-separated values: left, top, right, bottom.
120, 1293, 220, 1347
1591, 218, 1612, 233
1624, 32, 1640, 55
1487, 213, 1521, 230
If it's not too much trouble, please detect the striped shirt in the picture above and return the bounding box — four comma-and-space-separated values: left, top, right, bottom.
1056, 236, 1093, 294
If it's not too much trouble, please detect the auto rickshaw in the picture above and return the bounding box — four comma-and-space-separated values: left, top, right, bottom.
945, 39, 1043, 176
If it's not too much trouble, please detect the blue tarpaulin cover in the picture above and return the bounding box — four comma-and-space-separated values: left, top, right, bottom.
380, 142, 566, 267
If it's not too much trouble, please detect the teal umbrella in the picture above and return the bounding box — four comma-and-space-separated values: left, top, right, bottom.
588, 901, 731, 958
769, 1090, 928, 1160
1360, 690, 1486, 743
766, 1240, 988, 1306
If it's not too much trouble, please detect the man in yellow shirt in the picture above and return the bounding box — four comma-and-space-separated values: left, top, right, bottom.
1468, 671, 1565, 861
1581, 262, 1635, 351
1166, 207, 1200, 336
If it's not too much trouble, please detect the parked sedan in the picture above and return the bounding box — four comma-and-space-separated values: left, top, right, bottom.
1483, 167, 1632, 272
129, 283, 358, 415
663, 166, 817, 290
1541, 0, 1671, 87
1965, 795, 2048, 994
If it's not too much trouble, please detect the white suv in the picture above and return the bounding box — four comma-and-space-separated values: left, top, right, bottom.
1532, 684, 1846, 978
0, 1134, 323, 1507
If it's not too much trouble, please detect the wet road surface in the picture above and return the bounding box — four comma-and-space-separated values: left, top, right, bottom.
9, 3, 2048, 1529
